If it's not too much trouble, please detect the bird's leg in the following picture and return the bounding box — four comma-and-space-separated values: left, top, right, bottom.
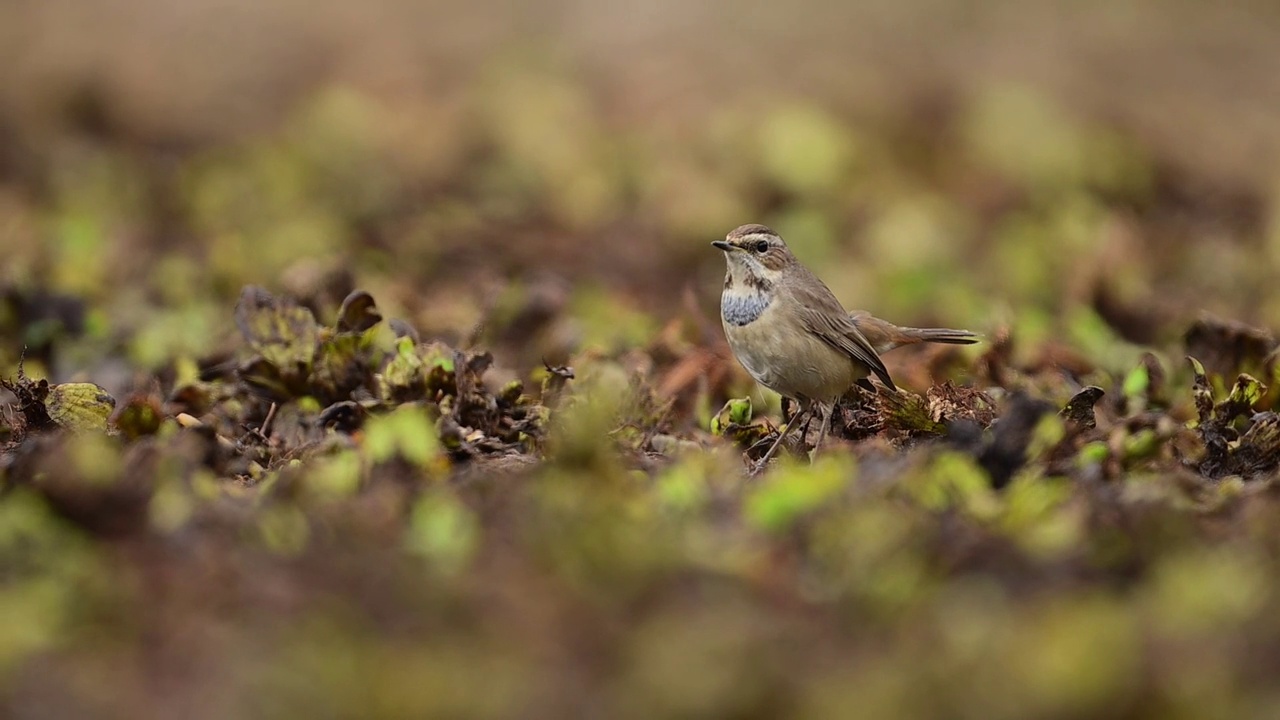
796, 405, 817, 446
751, 404, 811, 474
808, 402, 835, 463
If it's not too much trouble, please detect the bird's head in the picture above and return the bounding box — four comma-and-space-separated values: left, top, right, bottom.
712, 224, 794, 285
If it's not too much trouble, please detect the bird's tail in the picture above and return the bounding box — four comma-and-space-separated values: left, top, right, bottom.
897, 327, 980, 346
849, 310, 980, 354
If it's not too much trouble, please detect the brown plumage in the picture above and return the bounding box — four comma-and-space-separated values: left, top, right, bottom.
713, 223, 979, 471
848, 311, 980, 354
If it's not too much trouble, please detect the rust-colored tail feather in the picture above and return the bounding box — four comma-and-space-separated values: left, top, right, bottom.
849, 311, 980, 354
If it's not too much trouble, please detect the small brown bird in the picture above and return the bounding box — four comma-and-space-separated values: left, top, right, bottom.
714, 223, 978, 469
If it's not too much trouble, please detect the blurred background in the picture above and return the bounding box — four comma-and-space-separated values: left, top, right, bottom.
5, 3, 1280, 719
3, 0, 1280, 389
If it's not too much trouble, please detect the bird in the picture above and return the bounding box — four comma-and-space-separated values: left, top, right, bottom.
713, 223, 978, 470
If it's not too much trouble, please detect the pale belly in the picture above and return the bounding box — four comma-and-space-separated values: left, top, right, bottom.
722, 302, 865, 403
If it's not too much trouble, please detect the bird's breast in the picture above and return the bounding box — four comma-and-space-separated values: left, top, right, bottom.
721, 291, 868, 402
721, 290, 772, 327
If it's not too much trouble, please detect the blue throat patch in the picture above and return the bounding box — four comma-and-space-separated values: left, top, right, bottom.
722, 292, 771, 327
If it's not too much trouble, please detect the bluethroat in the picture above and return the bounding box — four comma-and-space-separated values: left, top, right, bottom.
714, 224, 978, 469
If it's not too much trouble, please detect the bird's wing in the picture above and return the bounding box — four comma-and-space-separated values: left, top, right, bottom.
799, 306, 896, 391
789, 276, 896, 391
848, 310, 899, 354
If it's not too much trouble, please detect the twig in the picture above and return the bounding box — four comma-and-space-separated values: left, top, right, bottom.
258, 402, 278, 440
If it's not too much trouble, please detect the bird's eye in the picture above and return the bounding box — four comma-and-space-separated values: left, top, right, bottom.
754, 240, 770, 253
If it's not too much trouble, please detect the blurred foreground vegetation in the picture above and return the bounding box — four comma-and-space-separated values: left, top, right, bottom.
4, 1, 1280, 718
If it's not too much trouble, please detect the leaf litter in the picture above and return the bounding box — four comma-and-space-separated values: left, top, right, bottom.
3, 284, 1280, 718
6, 283, 1280, 530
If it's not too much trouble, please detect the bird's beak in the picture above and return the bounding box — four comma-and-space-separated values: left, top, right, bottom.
711, 240, 733, 251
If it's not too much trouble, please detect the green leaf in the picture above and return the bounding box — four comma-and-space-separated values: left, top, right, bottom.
406, 491, 479, 573
150, 478, 195, 533
745, 455, 851, 531
1122, 365, 1149, 401
236, 357, 293, 401
655, 456, 711, 511
1188, 356, 1207, 378
43, 382, 116, 433
234, 285, 320, 374
258, 505, 310, 556
423, 342, 458, 396
906, 452, 1000, 520
1221, 374, 1266, 420
66, 433, 122, 484
499, 380, 524, 406
378, 337, 426, 402
309, 449, 364, 498
1000, 474, 1080, 558
311, 333, 369, 402
112, 396, 163, 440
1122, 429, 1159, 462
710, 397, 753, 436
1188, 356, 1213, 427
1077, 441, 1110, 466
363, 404, 441, 469
1026, 414, 1067, 462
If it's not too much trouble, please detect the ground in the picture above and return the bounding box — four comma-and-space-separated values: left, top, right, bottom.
3, 2, 1280, 718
